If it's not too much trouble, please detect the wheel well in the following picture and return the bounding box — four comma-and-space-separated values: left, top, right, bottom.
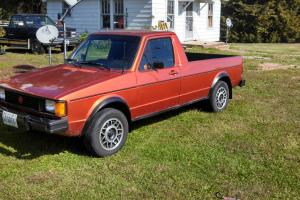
101, 102, 132, 130
219, 76, 233, 99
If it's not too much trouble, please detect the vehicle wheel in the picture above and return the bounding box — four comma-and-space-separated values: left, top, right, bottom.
67, 46, 76, 51
31, 40, 45, 54
209, 81, 230, 112
0, 45, 5, 55
83, 108, 129, 157
60, 46, 75, 52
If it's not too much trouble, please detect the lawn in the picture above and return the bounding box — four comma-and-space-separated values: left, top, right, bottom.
0, 44, 299, 200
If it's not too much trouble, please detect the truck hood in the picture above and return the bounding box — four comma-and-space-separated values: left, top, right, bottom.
0, 64, 123, 100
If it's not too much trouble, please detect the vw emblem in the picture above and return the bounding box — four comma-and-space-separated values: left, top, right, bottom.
18, 96, 24, 104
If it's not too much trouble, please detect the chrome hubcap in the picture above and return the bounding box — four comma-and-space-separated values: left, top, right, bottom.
99, 118, 123, 151
215, 86, 228, 109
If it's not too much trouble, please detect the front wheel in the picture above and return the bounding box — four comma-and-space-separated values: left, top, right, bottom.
83, 108, 129, 157
209, 81, 230, 112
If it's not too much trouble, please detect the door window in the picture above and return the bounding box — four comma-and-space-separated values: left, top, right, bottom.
139, 38, 174, 71
10, 16, 24, 28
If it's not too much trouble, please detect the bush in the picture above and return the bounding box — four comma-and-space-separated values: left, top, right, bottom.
221, 0, 300, 43
79, 32, 88, 42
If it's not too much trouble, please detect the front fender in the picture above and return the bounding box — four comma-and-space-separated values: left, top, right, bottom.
82, 95, 131, 134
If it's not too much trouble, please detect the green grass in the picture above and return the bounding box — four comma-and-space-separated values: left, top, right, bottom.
0, 44, 299, 199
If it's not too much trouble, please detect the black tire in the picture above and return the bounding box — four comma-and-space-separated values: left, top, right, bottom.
31, 40, 45, 54
67, 46, 76, 51
209, 81, 230, 112
83, 108, 129, 157
60, 46, 75, 52
0, 45, 5, 55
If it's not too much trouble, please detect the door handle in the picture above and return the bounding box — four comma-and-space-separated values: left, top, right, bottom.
169, 70, 178, 76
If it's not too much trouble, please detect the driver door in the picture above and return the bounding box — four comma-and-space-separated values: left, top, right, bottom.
135, 37, 181, 118
7, 15, 27, 40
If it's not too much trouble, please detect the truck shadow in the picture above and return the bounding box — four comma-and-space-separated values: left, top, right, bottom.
0, 101, 210, 160
132, 100, 211, 131
0, 128, 88, 159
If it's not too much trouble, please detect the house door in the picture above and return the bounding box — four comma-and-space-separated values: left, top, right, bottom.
185, 2, 193, 39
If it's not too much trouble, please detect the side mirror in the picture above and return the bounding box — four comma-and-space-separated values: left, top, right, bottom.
143, 63, 152, 70
152, 62, 164, 69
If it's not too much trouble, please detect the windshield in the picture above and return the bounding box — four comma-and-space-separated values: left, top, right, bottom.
24, 16, 55, 28
70, 35, 141, 70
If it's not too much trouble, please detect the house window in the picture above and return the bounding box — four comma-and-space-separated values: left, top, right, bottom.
167, 0, 174, 29
102, 0, 110, 28
114, 0, 124, 29
62, 2, 71, 16
208, 3, 213, 28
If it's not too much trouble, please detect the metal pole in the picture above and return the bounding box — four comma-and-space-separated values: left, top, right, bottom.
60, 0, 85, 61
226, 27, 229, 44
49, 45, 52, 65
63, 21, 67, 60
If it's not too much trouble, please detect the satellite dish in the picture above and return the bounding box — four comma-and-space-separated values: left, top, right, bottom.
64, 0, 78, 6
226, 18, 233, 28
36, 25, 59, 44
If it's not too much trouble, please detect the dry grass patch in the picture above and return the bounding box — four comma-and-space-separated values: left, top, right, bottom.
259, 62, 297, 71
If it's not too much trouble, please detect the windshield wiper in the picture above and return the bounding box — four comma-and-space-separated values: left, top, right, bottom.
79, 61, 111, 71
65, 58, 82, 67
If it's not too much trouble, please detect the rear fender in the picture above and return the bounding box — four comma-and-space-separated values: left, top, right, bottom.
210, 72, 233, 99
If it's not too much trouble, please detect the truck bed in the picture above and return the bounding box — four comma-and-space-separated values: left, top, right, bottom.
185, 52, 237, 62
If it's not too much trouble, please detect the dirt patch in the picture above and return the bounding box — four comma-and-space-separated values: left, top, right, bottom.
244, 56, 272, 60
291, 76, 300, 81
13, 64, 37, 74
259, 63, 297, 71
0, 64, 37, 79
27, 170, 56, 184
0, 68, 14, 79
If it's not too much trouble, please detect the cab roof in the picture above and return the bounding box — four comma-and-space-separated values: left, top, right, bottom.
90, 30, 176, 37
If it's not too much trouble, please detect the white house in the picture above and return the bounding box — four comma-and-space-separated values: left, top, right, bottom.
47, 0, 221, 42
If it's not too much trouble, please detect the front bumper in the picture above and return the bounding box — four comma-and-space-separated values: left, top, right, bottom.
52, 37, 80, 46
0, 107, 68, 134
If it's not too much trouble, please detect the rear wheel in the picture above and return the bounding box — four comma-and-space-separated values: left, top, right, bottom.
209, 81, 230, 112
83, 108, 129, 157
31, 40, 45, 54
60, 46, 76, 52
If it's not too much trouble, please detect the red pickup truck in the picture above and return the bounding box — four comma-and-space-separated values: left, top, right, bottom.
0, 31, 245, 157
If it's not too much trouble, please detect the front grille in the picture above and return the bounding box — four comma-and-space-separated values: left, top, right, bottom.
5, 90, 44, 111
59, 31, 72, 38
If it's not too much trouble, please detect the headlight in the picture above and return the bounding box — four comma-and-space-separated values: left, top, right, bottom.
45, 100, 67, 117
0, 88, 5, 100
45, 100, 55, 113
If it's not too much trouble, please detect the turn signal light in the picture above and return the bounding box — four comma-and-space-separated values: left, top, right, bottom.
55, 102, 67, 117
